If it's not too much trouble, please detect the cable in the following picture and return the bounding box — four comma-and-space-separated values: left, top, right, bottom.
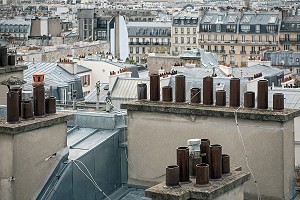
234, 106, 260, 200
72, 160, 111, 200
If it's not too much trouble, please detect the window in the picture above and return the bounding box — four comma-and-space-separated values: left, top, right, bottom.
181, 28, 184, 34
221, 35, 224, 41
258, 36, 262, 42
181, 37, 184, 43
214, 35, 217, 41
256, 25, 260, 33
207, 45, 211, 51
230, 35, 234, 41
297, 34, 300, 41
187, 28, 190, 34
193, 37, 196, 44
226, 25, 236, 32
252, 35, 255, 43
175, 28, 178, 34
175, 20, 179, 24
208, 35, 211, 41
193, 28, 196, 34
221, 46, 225, 52
136, 47, 139, 53
175, 47, 178, 52
200, 34, 204, 41
187, 37, 190, 44
241, 25, 250, 33
81, 75, 90, 86
130, 47, 133, 53
251, 46, 255, 53
216, 24, 221, 32
241, 46, 246, 53
214, 46, 218, 52
284, 34, 289, 41
284, 45, 290, 50
266, 25, 275, 33
266, 36, 269, 42
297, 45, 300, 51
202, 24, 211, 32
136, 38, 139, 43
242, 35, 245, 42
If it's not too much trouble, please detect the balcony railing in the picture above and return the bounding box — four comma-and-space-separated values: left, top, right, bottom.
129, 42, 171, 46
279, 38, 300, 44
240, 51, 247, 54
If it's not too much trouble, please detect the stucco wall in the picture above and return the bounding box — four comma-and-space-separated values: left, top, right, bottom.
147, 56, 181, 74
126, 111, 295, 200
0, 121, 67, 200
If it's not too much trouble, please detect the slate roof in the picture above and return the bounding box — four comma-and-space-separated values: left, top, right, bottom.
23, 61, 79, 91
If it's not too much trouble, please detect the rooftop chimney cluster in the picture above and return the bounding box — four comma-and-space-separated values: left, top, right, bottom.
2, 73, 56, 124
0, 46, 16, 67
110, 68, 131, 75
59, 58, 73, 63
137, 74, 285, 111
165, 138, 230, 188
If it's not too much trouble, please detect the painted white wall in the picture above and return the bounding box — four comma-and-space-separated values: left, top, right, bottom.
76, 59, 121, 91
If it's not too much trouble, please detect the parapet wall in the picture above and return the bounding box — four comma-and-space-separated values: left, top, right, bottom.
121, 101, 299, 200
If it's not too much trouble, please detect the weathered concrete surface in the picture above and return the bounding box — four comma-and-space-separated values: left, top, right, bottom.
0, 113, 72, 200
121, 100, 298, 200
0, 113, 74, 135
145, 168, 250, 200
121, 100, 300, 122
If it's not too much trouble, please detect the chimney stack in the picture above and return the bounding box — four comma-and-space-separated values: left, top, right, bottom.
32, 73, 46, 117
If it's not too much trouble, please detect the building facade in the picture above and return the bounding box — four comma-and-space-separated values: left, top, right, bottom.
279, 15, 300, 52
171, 11, 199, 55
127, 21, 172, 63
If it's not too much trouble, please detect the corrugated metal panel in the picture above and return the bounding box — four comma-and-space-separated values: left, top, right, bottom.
111, 78, 150, 99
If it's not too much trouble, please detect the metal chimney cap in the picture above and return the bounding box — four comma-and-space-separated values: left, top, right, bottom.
187, 139, 201, 146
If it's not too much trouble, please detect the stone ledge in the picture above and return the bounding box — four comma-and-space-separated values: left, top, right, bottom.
121, 100, 300, 122
0, 113, 74, 135
0, 65, 28, 74
145, 169, 251, 200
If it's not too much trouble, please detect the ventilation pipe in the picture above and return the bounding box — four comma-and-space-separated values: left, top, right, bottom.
244, 91, 255, 108
203, 76, 213, 105
150, 74, 160, 101
21, 100, 34, 120
45, 96, 56, 114
165, 165, 180, 188
200, 139, 211, 175
216, 90, 226, 106
176, 146, 190, 183
230, 78, 240, 107
195, 164, 209, 186
7, 89, 19, 123
273, 93, 284, 111
162, 86, 172, 102
222, 154, 230, 174
210, 144, 222, 179
32, 73, 45, 117
175, 75, 186, 103
257, 80, 268, 109
137, 83, 147, 100
187, 139, 201, 178
190, 88, 201, 104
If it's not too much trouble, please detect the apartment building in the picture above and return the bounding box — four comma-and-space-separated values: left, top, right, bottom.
0, 19, 31, 41
127, 21, 171, 63
279, 15, 300, 52
198, 10, 281, 67
171, 11, 199, 55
